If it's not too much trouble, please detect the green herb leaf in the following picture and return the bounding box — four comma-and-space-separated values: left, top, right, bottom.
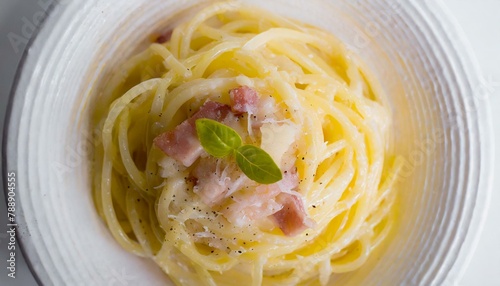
235, 145, 283, 184
195, 118, 242, 158
195, 118, 283, 184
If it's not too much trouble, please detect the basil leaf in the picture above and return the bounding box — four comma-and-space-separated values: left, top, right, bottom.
235, 145, 283, 184
195, 118, 283, 184
195, 118, 242, 158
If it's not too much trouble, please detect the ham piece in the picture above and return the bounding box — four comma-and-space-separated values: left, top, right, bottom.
229, 86, 259, 114
154, 86, 259, 167
154, 87, 313, 236
271, 170, 313, 236
192, 157, 249, 207
155, 29, 173, 43
273, 193, 314, 236
223, 168, 313, 236
153, 101, 231, 167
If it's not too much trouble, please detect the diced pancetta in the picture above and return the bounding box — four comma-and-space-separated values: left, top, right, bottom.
155, 30, 173, 43
229, 86, 259, 114
227, 169, 296, 208
153, 88, 312, 236
193, 176, 228, 207
273, 192, 314, 236
153, 121, 203, 167
192, 157, 248, 207
223, 169, 313, 236
153, 101, 231, 167
188, 100, 232, 123
267, 169, 313, 236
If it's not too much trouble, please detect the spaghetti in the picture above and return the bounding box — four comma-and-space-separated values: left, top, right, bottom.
93, 2, 400, 285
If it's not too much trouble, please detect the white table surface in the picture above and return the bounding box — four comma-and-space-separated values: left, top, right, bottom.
445, 1, 500, 285
0, 0, 498, 285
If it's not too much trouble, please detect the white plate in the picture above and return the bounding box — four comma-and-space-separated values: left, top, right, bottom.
4, 0, 494, 285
